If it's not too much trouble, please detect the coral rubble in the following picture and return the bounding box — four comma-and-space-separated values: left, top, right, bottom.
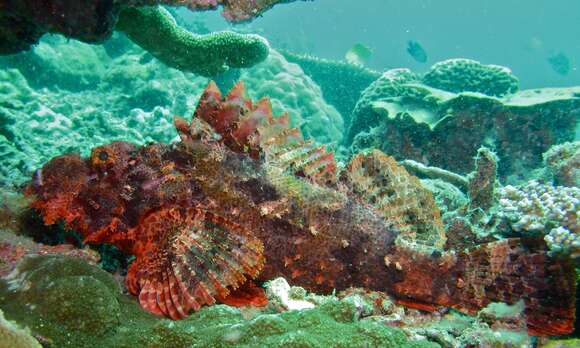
23, 82, 577, 336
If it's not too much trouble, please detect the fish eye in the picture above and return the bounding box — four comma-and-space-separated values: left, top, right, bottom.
98, 151, 109, 161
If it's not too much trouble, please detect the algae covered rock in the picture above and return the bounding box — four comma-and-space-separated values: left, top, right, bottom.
1, 255, 122, 346
422, 58, 519, 97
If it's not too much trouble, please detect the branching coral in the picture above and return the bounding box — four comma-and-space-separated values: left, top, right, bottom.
499, 181, 579, 257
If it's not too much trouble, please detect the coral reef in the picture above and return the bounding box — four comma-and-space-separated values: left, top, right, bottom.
347, 68, 420, 143
348, 66, 579, 178
467, 147, 499, 211
116, 6, 269, 76
544, 141, 580, 187
241, 49, 344, 144
281, 49, 382, 126
498, 181, 579, 257
0, 0, 286, 76
24, 82, 577, 335
0, 40, 339, 186
422, 58, 519, 97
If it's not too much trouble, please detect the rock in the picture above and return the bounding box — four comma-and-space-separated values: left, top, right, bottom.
265, 277, 315, 311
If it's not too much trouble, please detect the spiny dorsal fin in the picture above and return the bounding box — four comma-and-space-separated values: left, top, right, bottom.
341, 150, 445, 250
179, 81, 338, 187
126, 207, 264, 319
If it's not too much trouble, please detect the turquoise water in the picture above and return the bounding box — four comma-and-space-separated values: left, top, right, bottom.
0, 1, 578, 347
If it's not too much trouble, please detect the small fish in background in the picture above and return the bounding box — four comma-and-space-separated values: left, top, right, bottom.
345, 43, 373, 66
407, 40, 427, 63
524, 36, 544, 52
547, 51, 570, 75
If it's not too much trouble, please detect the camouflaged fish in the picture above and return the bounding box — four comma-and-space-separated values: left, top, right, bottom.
25, 82, 575, 336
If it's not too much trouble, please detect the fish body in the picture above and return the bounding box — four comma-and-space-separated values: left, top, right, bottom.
25, 82, 575, 335
345, 43, 373, 66
548, 52, 570, 75
407, 40, 428, 63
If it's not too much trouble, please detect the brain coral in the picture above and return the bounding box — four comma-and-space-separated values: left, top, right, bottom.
422, 58, 519, 97
241, 49, 344, 145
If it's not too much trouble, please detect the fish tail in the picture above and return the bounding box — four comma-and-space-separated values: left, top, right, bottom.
457, 238, 576, 336
388, 238, 576, 336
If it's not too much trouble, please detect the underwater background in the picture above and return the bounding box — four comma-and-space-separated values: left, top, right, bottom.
0, 1, 579, 347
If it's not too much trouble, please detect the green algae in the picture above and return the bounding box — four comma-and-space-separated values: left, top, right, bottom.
0, 255, 438, 348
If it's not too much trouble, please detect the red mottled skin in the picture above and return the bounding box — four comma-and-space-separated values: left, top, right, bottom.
25, 82, 575, 336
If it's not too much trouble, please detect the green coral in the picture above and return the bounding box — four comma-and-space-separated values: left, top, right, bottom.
543, 339, 580, 348
422, 58, 519, 97
1, 255, 122, 347
116, 6, 270, 77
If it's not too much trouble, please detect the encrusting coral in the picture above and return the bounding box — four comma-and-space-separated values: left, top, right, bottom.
0, 0, 295, 76
24, 81, 577, 336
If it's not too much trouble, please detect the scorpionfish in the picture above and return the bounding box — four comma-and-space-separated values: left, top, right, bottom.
25, 81, 575, 336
